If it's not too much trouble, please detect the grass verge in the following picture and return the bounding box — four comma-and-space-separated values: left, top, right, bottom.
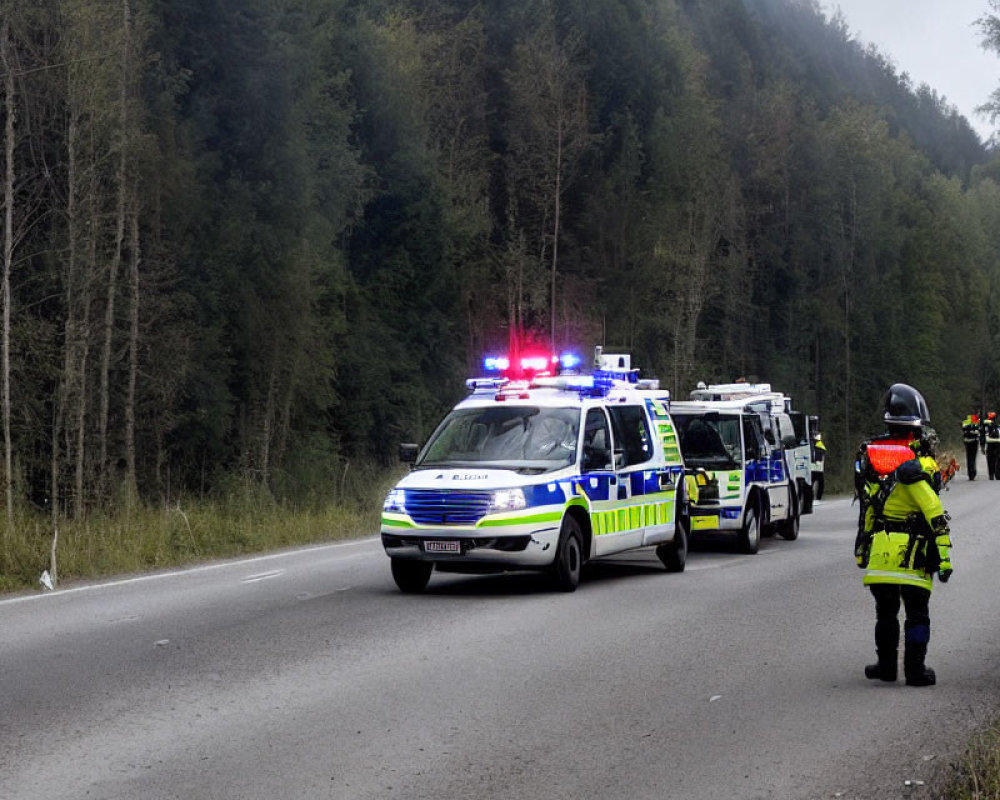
942, 717, 1000, 799
0, 499, 381, 593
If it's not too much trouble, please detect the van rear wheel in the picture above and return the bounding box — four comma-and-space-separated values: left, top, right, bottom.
778, 487, 800, 541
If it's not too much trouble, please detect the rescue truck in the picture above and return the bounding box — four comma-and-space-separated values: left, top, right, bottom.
669, 382, 809, 553
380, 348, 688, 593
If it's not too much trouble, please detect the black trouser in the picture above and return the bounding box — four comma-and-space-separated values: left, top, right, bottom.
965, 440, 979, 479
870, 584, 931, 675
988, 444, 1000, 479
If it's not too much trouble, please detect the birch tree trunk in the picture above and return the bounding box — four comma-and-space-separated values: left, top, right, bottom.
1, 18, 16, 532
125, 209, 139, 494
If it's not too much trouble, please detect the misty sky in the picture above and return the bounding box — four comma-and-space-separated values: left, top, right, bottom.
824, 0, 998, 142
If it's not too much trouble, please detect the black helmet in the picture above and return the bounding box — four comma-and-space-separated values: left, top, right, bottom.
882, 383, 930, 428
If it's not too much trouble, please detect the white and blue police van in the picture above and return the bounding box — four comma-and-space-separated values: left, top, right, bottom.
668, 382, 807, 554
380, 348, 688, 593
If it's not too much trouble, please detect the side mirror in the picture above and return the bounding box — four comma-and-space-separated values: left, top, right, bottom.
399, 443, 419, 463
782, 434, 798, 448
764, 429, 776, 445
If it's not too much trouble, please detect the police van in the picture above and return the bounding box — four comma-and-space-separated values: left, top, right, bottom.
380, 348, 688, 593
669, 383, 807, 554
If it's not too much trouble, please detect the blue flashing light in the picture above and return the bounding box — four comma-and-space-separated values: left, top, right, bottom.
484, 356, 510, 372
593, 367, 639, 384
722, 508, 742, 520
559, 352, 582, 371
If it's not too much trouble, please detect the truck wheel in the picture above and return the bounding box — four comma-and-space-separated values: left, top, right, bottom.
551, 516, 583, 592
737, 504, 760, 555
801, 482, 814, 515
778, 487, 800, 541
656, 516, 688, 573
391, 559, 433, 593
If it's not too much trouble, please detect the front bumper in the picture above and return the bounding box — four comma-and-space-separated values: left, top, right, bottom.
689, 504, 743, 533
381, 525, 562, 568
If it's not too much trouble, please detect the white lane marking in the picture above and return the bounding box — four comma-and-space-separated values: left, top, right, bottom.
0, 537, 381, 606
242, 570, 283, 583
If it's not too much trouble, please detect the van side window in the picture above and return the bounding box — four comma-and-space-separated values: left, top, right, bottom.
742, 415, 765, 461
582, 408, 613, 471
608, 405, 654, 467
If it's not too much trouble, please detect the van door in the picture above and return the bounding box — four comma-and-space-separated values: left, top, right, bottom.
578, 404, 652, 557
607, 404, 670, 550
789, 411, 814, 512
579, 407, 615, 556
742, 414, 769, 486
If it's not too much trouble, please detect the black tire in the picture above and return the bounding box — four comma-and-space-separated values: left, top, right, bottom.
778, 486, 800, 541
391, 559, 433, 593
551, 515, 583, 592
737, 503, 761, 555
801, 480, 814, 514
656, 516, 688, 573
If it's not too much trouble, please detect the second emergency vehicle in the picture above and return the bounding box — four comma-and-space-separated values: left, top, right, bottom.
669, 382, 810, 553
380, 348, 689, 593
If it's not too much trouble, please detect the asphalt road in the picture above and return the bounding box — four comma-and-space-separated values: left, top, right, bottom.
2, 477, 999, 800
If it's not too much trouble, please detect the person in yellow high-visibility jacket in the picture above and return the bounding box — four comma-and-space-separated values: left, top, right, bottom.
855, 384, 953, 687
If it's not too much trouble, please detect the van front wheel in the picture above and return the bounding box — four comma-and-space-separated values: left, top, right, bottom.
657, 516, 688, 573
551, 516, 583, 592
738, 505, 761, 555
391, 559, 433, 593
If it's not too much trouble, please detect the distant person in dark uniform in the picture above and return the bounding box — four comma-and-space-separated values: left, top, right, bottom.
811, 431, 826, 501
985, 412, 1000, 480
961, 413, 981, 479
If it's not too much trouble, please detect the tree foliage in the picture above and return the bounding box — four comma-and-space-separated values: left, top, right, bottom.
0, 0, 999, 534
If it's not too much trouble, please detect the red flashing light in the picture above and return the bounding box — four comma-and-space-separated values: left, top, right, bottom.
483, 351, 566, 380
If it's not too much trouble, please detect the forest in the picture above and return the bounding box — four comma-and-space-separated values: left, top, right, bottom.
1, 0, 999, 547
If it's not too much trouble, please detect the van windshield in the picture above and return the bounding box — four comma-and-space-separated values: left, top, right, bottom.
672, 413, 742, 470
417, 406, 580, 474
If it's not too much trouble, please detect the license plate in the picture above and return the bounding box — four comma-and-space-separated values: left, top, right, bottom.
425, 540, 461, 554
690, 515, 719, 531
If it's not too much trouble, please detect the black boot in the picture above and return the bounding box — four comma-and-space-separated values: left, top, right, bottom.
904, 622, 935, 687
865, 619, 898, 682
864, 661, 897, 681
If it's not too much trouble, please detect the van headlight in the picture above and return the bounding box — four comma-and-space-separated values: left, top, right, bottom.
490, 488, 526, 512
384, 489, 406, 514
